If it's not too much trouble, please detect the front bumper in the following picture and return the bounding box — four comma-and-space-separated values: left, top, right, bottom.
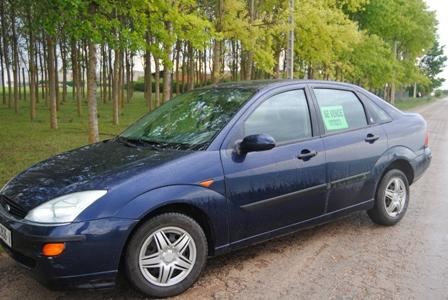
0, 207, 137, 289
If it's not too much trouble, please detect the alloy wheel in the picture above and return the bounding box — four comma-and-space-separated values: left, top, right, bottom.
384, 177, 407, 218
138, 226, 197, 287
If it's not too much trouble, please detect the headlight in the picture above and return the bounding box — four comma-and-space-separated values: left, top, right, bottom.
25, 190, 107, 224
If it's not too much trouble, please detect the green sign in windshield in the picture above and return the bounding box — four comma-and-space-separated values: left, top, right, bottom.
320, 105, 349, 131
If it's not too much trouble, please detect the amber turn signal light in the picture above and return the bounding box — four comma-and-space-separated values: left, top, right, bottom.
199, 179, 214, 188
42, 243, 65, 257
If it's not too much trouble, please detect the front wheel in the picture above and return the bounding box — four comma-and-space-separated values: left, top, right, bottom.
125, 213, 208, 298
368, 169, 410, 226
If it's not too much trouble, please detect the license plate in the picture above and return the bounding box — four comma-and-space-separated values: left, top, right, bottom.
0, 223, 12, 248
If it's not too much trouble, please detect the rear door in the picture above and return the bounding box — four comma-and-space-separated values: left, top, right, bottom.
310, 85, 388, 212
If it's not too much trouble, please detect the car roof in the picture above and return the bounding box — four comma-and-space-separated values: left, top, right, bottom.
201, 79, 361, 91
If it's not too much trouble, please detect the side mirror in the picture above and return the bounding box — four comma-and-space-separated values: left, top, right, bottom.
237, 134, 276, 154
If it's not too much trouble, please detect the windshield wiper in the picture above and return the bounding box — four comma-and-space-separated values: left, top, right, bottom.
137, 138, 167, 149
115, 136, 139, 148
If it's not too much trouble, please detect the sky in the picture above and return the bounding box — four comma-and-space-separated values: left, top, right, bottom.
425, 0, 448, 89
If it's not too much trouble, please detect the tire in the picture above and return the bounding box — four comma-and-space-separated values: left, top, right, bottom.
125, 213, 208, 298
368, 169, 410, 226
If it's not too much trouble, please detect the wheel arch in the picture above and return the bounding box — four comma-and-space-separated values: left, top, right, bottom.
383, 159, 414, 185
127, 202, 216, 256
116, 184, 229, 273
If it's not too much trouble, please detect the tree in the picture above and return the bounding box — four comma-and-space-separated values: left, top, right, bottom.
0, 0, 442, 144
355, 0, 436, 102
419, 40, 447, 91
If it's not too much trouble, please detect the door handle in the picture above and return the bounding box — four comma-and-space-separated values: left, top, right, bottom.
297, 149, 318, 160
365, 133, 380, 143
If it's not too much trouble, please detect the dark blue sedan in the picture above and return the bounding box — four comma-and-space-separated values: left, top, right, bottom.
0, 80, 431, 297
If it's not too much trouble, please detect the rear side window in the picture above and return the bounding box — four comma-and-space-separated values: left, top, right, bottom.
314, 89, 367, 133
359, 93, 392, 124
244, 90, 312, 143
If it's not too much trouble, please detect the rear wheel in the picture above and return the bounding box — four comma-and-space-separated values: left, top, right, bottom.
368, 169, 410, 226
125, 213, 208, 298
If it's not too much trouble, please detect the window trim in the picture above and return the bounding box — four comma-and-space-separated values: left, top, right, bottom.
222, 86, 319, 150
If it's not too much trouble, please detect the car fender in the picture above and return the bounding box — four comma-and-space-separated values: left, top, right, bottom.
371, 145, 417, 190
115, 184, 229, 251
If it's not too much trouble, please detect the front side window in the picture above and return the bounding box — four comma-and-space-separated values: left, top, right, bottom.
314, 89, 367, 133
121, 88, 255, 150
244, 90, 312, 143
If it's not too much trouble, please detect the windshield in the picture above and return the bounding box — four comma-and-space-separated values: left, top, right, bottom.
120, 87, 256, 150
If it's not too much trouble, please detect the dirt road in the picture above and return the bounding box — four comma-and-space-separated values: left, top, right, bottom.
1, 99, 447, 300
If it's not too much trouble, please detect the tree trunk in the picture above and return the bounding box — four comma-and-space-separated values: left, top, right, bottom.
17, 57, 21, 102
144, 32, 152, 111
181, 43, 187, 93
203, 46, 207, 84
119, 49, 124, 109
126, 49, 132, 103
187, 43, 194, 91
162, 23, 173, 103
0, 36, 5, 105
28, 10, 37, 120
60, 39, 67, 103
130, 51, 134, 99
21, 67, 26, 102
112, 48, 120, 125
212, 0, 223, 83
175, 40, 181, 95
274, 46, 281, 79
38, 37, 45, 101
154, 57, 160, 106
47, 36, 58, 129
54, 43, 59, 110
390, 41, 398, 105
212, 39, 222, 83
71, 40, 81, 116
81, 42, 86, 99
11, 4, 19, 113
87, 42, 99, 143
34, 39, 39, 103
0, 0, 12, 107
108, 47, 112, 102
101, 44, 107, 104
42, 35, 48, 105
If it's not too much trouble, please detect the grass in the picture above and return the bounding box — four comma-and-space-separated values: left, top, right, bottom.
0, 90, 150, 187
394, 96, 438, 110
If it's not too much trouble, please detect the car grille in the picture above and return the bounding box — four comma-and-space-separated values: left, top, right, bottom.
0, 195, 27, 219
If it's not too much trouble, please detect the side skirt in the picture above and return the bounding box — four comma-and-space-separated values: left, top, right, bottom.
213, 199, 374, 256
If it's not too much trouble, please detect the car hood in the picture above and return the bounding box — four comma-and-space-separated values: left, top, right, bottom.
1, 140, 193, 211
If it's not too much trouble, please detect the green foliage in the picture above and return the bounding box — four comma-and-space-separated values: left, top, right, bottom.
419, 41, 448, 90
346, 33, 398, 89
295, 0, 362, 76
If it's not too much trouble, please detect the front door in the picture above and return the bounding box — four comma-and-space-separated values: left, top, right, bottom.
220, 88, 327, 244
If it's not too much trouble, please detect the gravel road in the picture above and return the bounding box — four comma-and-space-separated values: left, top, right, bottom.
1, 98, 447, 300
